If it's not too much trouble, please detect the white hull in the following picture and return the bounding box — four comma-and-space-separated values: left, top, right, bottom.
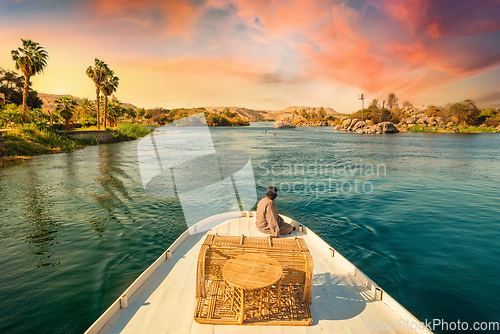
85, 212, 432, 334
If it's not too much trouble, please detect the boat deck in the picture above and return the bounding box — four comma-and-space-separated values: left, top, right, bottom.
90, 215, 431, 334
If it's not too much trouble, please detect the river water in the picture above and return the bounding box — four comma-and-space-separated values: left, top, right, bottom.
0, 122, 499, 333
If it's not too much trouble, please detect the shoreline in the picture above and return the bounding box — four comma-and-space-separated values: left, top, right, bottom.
0, 135, 145, 167
0, 123, 151, 167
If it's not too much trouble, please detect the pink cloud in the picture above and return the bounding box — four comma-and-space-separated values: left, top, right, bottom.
2, 0, 500, 108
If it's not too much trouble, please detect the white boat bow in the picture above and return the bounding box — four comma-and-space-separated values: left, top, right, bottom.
85, 212, 433, 334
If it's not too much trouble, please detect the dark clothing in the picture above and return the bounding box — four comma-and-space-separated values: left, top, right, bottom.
255, 197, 293, 237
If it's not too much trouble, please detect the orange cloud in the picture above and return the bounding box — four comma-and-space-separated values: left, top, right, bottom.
2, 0, 499, 109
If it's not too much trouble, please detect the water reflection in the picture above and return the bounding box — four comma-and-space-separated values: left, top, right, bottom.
89, 145, 131, 236
24, 168, 60, 267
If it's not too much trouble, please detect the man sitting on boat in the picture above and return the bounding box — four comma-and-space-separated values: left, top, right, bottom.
256, 186, 294, 237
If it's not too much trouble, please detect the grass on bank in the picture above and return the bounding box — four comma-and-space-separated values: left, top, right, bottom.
407, 125, 497, 133
0, 123, 151, 158
0, 124, 84, 156
113, 122, 151, 140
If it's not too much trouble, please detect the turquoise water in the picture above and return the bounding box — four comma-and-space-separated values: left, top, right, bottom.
1, 122, 499, 333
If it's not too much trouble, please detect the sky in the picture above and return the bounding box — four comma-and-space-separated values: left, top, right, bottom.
1, 0, 500, 113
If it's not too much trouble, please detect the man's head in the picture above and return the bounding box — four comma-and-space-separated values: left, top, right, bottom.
266, 186, 278, 200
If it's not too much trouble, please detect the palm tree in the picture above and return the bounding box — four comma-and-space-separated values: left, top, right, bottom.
11, 39, 49, 123
55, 96, 78, 129
99, 69, 119, 128
86, 59, 109, 129
77, 98, 95, 119
106, 98, 125, 127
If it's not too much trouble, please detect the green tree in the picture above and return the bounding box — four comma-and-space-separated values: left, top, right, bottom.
449, 99, 481, 126
86, 59, 109, 129
55, 96, 78, 129
368, 99, 379, 110
10, 39, 48, 123
136, 108, 145, 118
99, 69, 119, 128
125, 107, 136, 119
0, 104, 22, 127
106, 98, 125, 127
318, 107, 326, 119
77, 98, 95, 119
0, 69, 42, 108
425, 105, 445, 117
480, 108, 498, 117
0, 70, 23, 90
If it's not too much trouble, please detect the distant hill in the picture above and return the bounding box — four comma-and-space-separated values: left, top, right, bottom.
37, 93, 338, 121
204, 107, 282, 121
38, 93, 137, 113
205, 106, 338, 121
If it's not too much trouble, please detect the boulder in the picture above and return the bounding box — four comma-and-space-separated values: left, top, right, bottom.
427, 118, 437, 126
335, 118, 398, 134
403, 105, 415, 114
347, 118, 359, 131
416, 117, 427, 125
364, 127, 376, 134
374, 122, 399, 134
274, 114, 296, 128
351, 120, 365, 131
446, 122, 455, 127
342, 119, 352, 129
274, 122, 296, 129
358, 126, 375, 134
401, 115, 418, 124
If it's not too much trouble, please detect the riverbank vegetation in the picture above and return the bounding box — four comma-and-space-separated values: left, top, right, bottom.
142, 107, 249, 126
1, 38, 248, 159
0, 124, 85, 157
345, 93, 500, 133
0, 122, 151, 160
113, 122, 151, 140
2, 39, 249, 132
406, 125, 497, 133
290, 107, 336, 124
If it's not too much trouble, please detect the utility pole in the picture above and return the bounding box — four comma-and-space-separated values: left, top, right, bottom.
358, 94, 365, 121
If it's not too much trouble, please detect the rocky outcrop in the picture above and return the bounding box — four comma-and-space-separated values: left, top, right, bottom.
274, 122, 296, 129
296, 121, 329, 127
274, 114, 296, 128
400, 113, 446, 127
398, 114, 500, 132
402, 104, 418, 114
274, 113, 336, 128
335, 119, 399, 134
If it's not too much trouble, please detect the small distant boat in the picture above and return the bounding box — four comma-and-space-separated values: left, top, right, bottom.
85, 212, 433, 334
272, 132, 277, 136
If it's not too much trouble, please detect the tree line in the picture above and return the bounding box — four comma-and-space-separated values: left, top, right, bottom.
350, 93, 500, 128
1, 39, 125, 129
139, 107, 249, 126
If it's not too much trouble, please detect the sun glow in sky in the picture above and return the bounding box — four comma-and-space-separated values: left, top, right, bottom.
1, 0, 500, 112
